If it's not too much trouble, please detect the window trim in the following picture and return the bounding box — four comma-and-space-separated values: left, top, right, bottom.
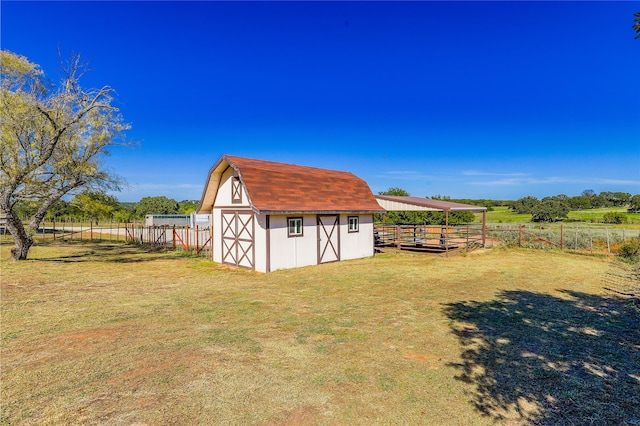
231, 176, 242, 204
348, 216, 359, 233
287, 217, 304, 237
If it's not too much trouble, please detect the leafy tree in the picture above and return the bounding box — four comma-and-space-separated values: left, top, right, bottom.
634, 12, 640, 39
376, 187, 428, 224
531, 199, 570, 222
600, 191, 631, 207
0, 50, 130, 260
44, 199, 80, 220
178, 200, 199, 214
11, 200, 38, 220
116, 202, 138, 221
71, 191, 120, 223
379, 187, 410, 197
135, 196, 180, 216
582, 189, 595, 198
511, 196, 540, 214
628, 195, 640, 213
569, 196, 591, 210
428, 210, 476, 225
589, 193, 608, 208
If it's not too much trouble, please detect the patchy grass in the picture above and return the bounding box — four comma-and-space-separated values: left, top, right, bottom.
1, 241, 638, 425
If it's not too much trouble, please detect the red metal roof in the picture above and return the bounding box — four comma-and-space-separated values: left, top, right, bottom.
219, 155, 386, 214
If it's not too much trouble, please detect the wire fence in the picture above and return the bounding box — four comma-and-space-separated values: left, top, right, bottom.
0, 219, 212, 256
3, 217, 639, 258
487, 223, 640, 254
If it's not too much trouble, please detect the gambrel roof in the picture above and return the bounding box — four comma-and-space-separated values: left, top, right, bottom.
198, 155, 385, 215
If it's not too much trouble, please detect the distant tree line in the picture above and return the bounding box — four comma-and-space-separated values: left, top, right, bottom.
510, 190, 640, 223
13, 188, 638, 226
374, 188, 640, 225
11, 192, 200, 223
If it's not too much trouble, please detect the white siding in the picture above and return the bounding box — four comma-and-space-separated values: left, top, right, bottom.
268, 214, 319, 272
253, 214, 268, 273
266, 213, 374, 272
339, 214, 375, 261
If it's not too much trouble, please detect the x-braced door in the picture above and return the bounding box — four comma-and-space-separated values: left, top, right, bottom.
221, 210, 255, 269
317, 215, 340, 264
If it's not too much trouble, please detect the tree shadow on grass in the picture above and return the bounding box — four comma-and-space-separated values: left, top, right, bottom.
443, 290, 640, 425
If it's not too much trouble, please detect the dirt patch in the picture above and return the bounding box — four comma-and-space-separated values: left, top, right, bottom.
402, 351, 442, 369
266, 406, 320, 426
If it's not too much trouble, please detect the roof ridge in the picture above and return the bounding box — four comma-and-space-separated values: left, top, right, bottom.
224, 154, 354, 176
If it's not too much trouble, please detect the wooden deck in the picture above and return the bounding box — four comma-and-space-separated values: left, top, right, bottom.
375, 224, 484, 255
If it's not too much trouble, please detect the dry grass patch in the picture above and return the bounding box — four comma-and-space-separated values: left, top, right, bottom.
1, 241, 637, 425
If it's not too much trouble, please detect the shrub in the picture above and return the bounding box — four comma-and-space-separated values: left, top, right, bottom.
618, 238, 640, 261
602, 212, 627, 224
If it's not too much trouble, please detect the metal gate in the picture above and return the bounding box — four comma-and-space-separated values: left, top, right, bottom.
221, 210, 255, 268
317, 215, 340, 264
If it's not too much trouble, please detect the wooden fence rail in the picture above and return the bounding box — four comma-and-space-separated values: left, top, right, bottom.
375, 224, 485, 256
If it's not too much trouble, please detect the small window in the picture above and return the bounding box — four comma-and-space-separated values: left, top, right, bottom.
288, 217, 303, 237
231, 177, 242, 204
348, 216, 359, 233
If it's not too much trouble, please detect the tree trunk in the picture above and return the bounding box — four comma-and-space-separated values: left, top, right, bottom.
4, 210, 34, 260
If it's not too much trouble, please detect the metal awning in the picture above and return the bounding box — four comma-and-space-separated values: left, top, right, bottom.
375, 195, 487, 212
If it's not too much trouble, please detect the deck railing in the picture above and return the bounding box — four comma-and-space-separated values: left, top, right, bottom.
375, 224, 485, 255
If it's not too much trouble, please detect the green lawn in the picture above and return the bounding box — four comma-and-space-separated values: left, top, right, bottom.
1, 241, 638, 425
482, 206, 532, 223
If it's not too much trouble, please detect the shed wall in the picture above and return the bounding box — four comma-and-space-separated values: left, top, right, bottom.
339, 214, 375, 261
268, 214, 319, 272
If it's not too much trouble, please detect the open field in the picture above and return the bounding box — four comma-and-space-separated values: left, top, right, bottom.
480, 206, 640, 227
1, 241, 639, 425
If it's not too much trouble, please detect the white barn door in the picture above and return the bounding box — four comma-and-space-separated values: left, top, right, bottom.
317, 215, 340, 264
221, 210, 255, 268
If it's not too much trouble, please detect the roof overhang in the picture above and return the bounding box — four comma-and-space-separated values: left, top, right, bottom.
196, 156, 232, 214
375, 195, 487, 212
257, 210, 384, 216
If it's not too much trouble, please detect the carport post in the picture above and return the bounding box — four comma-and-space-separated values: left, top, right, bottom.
445, 210, 449, 257
482, 210, 486, 246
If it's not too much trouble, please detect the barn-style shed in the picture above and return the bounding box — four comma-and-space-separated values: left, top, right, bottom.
197, 155, 385, 272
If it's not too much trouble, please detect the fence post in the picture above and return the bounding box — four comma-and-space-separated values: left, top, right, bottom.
560, 224, 563, 250
173, 225, 176, 251
196, 225, 199, 253
396, 226, 401, 250
466, 225, 470, 252
186, 225, 190, 252
519, 224, 523, 247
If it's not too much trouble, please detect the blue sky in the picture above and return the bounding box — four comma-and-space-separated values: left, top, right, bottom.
3, 1, 639, 201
